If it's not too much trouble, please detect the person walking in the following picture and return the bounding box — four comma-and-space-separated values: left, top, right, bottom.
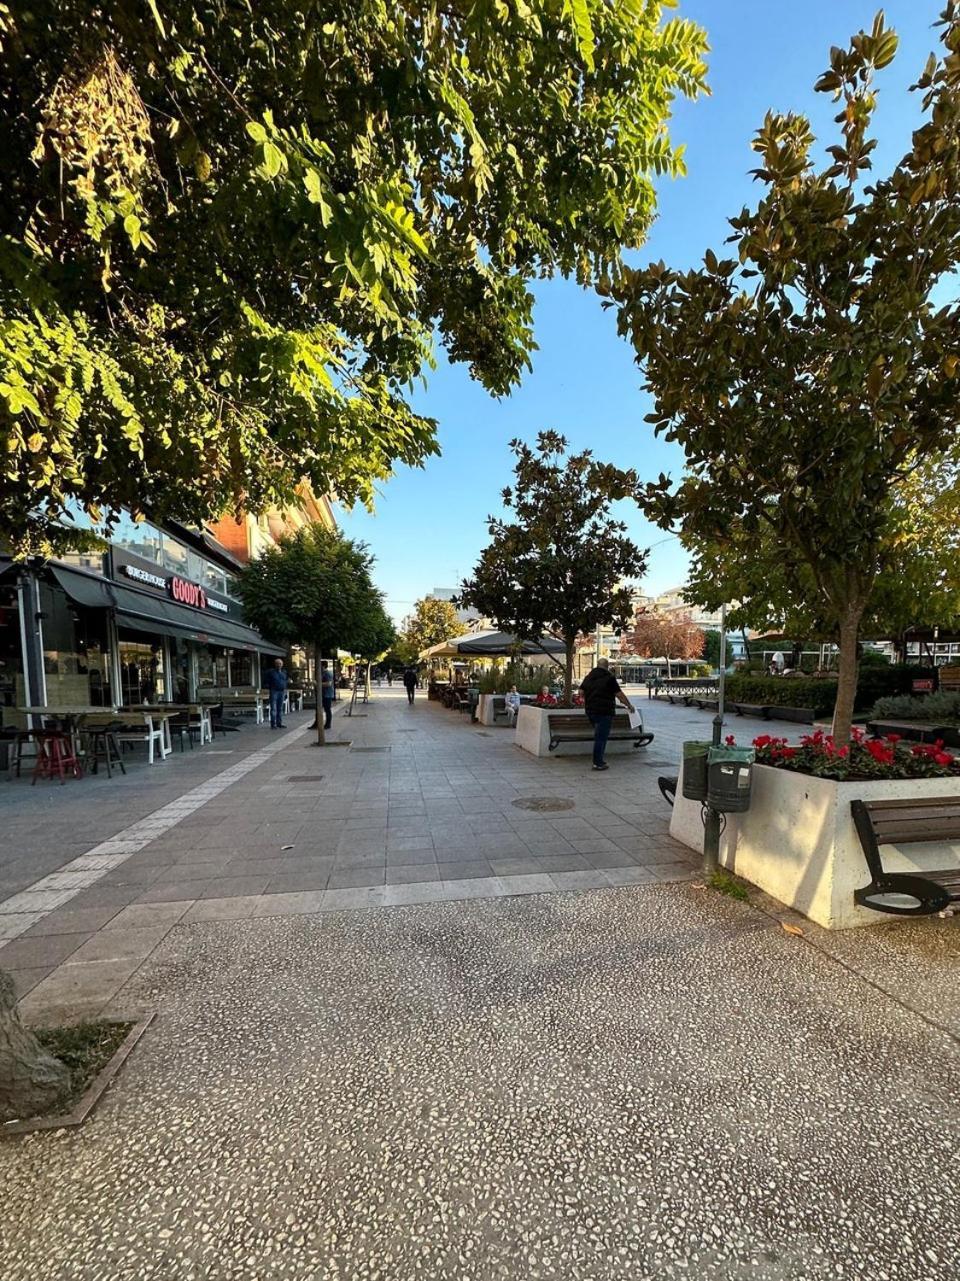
320, 661, 335, 730
264, 657, 288, 729
403, 667, 417, 705
578, 657, 634, 771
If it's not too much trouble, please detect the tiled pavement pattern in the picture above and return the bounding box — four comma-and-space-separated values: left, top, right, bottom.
0, 689, 805, 1022
2, 886, 958, 1280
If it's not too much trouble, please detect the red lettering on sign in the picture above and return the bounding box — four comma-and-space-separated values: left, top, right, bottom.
168, 576, 208, 610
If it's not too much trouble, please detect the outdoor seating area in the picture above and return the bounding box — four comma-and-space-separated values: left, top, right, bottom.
2, 696, 272, 786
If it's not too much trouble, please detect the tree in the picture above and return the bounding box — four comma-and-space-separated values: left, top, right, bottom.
399, 597, 467, 661
613, 8, 960, 741
702, 629, 723, 670
0, 1, 707, 557
459, 433, 646, 704
621, 610, 704, 675
0, 971, 69, 1123
683, 442, 960, 654
237, 526, 385, 744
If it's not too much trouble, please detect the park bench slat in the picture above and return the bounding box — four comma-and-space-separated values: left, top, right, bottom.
852, 796, 960, 917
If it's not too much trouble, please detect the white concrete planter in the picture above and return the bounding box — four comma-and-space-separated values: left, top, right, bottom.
477, 694, 505, 727
514, 704, 640, 758
670, 760, 960, 929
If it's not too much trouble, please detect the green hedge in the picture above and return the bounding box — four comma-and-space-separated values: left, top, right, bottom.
725, 675, 837, 716
726, 666, 930, 717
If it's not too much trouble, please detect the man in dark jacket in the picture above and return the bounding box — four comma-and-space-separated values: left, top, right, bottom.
264, 657, 288, 729
578, 658, 635, 771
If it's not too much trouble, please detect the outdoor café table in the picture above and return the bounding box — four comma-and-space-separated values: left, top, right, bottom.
118, 707, 176, 759
17, 706, 106, 762
130, 703, 212, 745
212, 689, 267, 724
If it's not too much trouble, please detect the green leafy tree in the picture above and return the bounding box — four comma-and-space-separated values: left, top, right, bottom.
400, 597, 468, 660
613, 9, 960, 741
702, 629, 723, 670
0, 0, 707, 556
237, 526, 385, 744
459, 433, 647, 704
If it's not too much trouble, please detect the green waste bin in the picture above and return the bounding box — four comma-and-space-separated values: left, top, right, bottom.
681, 741, 711, 802
707, 746, 755, 813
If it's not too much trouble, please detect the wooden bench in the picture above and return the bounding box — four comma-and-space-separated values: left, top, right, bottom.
852, 796, 960, 916
547, 712, 653, 753
729, 702, 772, 720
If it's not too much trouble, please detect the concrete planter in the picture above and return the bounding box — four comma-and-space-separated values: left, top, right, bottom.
515, 704, 638, 758
670, 761, 960, 930
477, 694, 505, 727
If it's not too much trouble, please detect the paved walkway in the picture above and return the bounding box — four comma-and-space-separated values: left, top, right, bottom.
1, 688, 706, 1018
2, 691, 958, 1279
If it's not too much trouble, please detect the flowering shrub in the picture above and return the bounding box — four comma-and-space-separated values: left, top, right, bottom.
572, 693, 585, 707
731, 728, 960, 781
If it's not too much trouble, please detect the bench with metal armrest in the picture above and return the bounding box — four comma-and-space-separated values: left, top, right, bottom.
852, 795, 960, 916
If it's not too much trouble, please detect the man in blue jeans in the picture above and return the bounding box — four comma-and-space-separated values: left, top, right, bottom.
578, 657, 635, 771
320, 661, 335, 730
264, 657, 288, 729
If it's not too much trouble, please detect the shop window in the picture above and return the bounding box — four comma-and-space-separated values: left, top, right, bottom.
118, 635, 166, 705
229, 650, 253, 687
203, 559, 228, 597
40, 583, 113, 706
162, 532, 189, 576
0, 584, 25, 717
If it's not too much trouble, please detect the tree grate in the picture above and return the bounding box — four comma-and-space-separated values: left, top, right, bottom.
287, 775, 325, 782
351, 746, 391, 753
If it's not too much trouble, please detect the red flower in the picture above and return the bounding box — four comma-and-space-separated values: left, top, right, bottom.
935, 752, 954, 767
725, 734, 736, 746
885, 733, 901, 745
753, 735, 773, 749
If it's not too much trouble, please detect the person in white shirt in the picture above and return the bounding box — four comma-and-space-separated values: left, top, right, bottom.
504, 685, 522, 724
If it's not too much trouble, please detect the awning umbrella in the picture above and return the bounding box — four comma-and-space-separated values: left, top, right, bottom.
420, 630, 565, 660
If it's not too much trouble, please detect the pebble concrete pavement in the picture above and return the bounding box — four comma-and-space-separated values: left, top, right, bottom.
1, 687, 958, 1280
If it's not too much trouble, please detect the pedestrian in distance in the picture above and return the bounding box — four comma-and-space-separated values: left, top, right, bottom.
320, 660, 335, 730
578, 657, 635, 771
264, 656, 288, 729
403, 667, 417, 704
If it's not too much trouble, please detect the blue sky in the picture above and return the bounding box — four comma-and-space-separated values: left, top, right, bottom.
340, 1, 942, 623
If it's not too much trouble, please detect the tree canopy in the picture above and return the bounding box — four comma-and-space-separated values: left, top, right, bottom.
0, 0, 707, 555
397, 597, 467, 662
621, 611, 705, 672
459, 432, 646, 704
613, 7, 960, 740
236, 524, 390, 739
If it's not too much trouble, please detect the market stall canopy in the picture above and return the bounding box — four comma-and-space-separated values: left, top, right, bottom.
420, 630, 565, 660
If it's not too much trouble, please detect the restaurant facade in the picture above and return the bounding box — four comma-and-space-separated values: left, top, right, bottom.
0, 514, 283, 723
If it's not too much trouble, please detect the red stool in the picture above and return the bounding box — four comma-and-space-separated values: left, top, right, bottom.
32, 730, 83, 785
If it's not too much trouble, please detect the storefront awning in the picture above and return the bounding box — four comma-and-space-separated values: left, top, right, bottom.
50, 564, 117, 610
113, 585, 285, 655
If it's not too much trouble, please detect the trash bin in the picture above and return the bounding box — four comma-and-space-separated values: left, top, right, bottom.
681, 741, 711, 802
707, 746, 755, 812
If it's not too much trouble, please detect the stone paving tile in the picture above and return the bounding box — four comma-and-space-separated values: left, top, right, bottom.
498, 873, 556, 896
441, 876, 505, 900
488, 857, 544, 876
384, 863, 441, 885
135, 878, 211, 905
322, 886, 386, 911
602, 866, 658, 886
253, 890, 327, 918
107, 901, 193, 930
439, 860, 495, 880
182, 895, 261, 923
327, 867, 386, 890
7, 965, 54, 999
67, 924, 174, 963
526, 853, 592, 873
21, 905, 122, 938
16, 957, 141, 1021
0, 931, 85, 970
548, 869, 612, 891
264, 870, 333, 894
66, 884, 142, 911
199, 874, 272, 900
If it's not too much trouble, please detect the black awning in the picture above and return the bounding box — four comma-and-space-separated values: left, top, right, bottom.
112, 582, 284, 655
50, 564, 117, 609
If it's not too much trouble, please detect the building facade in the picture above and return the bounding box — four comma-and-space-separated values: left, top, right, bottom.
0, 517, 284, 725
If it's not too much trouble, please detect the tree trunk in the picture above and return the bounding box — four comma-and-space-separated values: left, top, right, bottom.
831, 605, 865, 743
0, 969, 69, 1123
314, 637, 326, 746
563, 642, 575, 708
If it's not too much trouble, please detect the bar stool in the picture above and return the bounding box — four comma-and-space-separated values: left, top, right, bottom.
85, 723, 127, 778
32, 729, 83, 785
